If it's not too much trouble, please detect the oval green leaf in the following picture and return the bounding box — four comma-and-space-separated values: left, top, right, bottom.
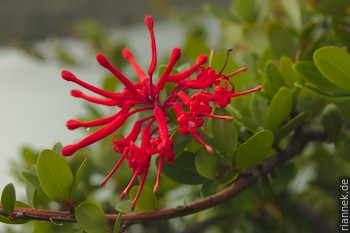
233, 130, 274, 170
212, 108, 237, 163
76, 202, 109, 233
264, 86, 293, 133
195, 148, 218, 179
161, 151, 208, 185
321, 103, 343, 140
129, 186, 157, 212
313, 46, 350, 91
1, 183, 16, 214
37, 149, 73, 202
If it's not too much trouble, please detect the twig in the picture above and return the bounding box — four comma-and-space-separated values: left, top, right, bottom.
0, 128, 326, 226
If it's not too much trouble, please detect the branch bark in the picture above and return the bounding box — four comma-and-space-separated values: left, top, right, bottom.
0, 128, 326, 226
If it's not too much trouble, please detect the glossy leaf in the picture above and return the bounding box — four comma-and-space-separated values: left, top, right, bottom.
37, 149, 73, 202
1, 183, 16, 214
264, 87, 293, 133
195, 148, 218, 179
233, 130, 274, 170
129, 186, 157, 212
69, 159, 87, 199
76, 202, 110, 233
212, 108, 237, 163
161, 151, 208, 185
313, 46, 350, 91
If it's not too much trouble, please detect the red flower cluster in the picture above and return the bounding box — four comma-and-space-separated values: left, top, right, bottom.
61, 15, 262, 210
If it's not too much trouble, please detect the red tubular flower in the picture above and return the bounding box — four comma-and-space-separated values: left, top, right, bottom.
60, 15, 262, 210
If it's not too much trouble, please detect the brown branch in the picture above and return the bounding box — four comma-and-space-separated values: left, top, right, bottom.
0, 128, 326, 226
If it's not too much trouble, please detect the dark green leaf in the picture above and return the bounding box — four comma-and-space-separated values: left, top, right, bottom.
161, 151, 208, 185
212, 108, 237, 163
69, 159, 87, 200
195, 148, 218, 179
217, 168, 240, 184
76, 202, 109, 233
129, 186, 157, 212
233, 130, 274, 170
37, 149, 73, 202
264, 87, 293, 133
171, 129, 193, 156
250, 93, 268, 125
1, 183, 16, 214
263, 61, 286, 97
313, 46, 350, 91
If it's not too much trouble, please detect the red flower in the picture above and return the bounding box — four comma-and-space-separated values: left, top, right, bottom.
60, 15, 262, 210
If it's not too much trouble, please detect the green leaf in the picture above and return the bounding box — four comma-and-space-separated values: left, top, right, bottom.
313, 46, 350, 91
115, 200, 134, 214
69, 159, 87, 200
1, 183, 16, 214
321, 103, 343, 140
52, 142, 63, 155
171, 129, 193, 156
20, 171, 45, 196
129, 186, 157, 212
212, 108, 237, 162
295, 61, 343, 91
263, 61, 286, 97
113, 212, 123, 233
233, 130, 274, 170
264, 87, 293, 133
37, 149, 73, 202
275, 111, 311, 142
201, 180, 220, 197
102, 74, 118, 92
0, 201, 30, 224
217, 168, 240, 184
250, 93, 268, 125
294, 82, 350, 102
279, 56, 301, 85
195, 148, 218, 179
161, 151, 208, 185
76, 202, 110, 233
